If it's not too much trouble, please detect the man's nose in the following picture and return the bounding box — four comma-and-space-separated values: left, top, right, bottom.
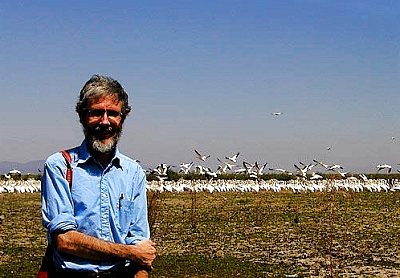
99, 111, 111, 125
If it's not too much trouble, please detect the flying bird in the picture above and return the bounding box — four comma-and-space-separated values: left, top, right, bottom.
335, 170, 348, 178
179, 162, 194, 174
268, 167, 293, 175
254, 162, 268, 176
225, 152, 240, 163
328, 164, 344, 171
310, 173, 323, 180
376, 164, 392, 173
271, 112, 282, 116
235, 161, 255, 174
313, 159, 329, 170
217, 158, 236, 171
294, 163, 309, 178
194, 149, 210, 162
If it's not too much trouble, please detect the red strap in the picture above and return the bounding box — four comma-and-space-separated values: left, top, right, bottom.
37, 270, 48, 278
37, 150, 73, 278
60, 150, 73, 189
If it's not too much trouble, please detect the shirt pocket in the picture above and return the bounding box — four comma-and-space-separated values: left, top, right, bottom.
117, 199, 135, 234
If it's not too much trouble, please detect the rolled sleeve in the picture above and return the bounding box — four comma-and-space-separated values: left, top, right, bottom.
41, 153, 77, 236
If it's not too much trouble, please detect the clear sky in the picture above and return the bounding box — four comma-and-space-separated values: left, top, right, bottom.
1, 1, 399, 173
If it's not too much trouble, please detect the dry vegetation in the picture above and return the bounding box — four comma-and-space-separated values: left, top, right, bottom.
1, 190, 400, 277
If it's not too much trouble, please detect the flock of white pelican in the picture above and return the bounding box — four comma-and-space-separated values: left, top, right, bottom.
142, 149, 400, 193
147, 178, 400, 193
1, 149, 399, 194
1, 176, 399, 194
0, 179, 41, 193
148, 149, 398, 179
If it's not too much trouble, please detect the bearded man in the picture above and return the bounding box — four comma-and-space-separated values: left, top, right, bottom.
40, 75, 156, 278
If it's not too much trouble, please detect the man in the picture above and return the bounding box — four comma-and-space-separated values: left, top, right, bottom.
41, 75, 156, 277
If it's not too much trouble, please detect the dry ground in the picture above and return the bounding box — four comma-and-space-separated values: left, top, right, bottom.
1, 190, 400, 277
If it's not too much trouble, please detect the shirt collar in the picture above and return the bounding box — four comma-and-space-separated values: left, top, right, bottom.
77, 140, 123, 169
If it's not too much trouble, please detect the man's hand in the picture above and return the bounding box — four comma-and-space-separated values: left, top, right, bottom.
130, 240, 156, 269
135, 269, 149, 278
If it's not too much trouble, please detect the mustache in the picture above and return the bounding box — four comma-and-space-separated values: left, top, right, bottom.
83, 123, 122, 140
88, 124, 121, 138
83, 123, 123, 154
95, 124, 113, 133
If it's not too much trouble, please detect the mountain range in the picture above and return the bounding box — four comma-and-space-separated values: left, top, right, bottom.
0, 160, 44, 174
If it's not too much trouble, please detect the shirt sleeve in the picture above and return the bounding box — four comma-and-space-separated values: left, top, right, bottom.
41, 153, 78, 239
125, 169, 150, 245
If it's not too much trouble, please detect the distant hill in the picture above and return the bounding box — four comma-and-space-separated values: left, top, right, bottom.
0, 160, 45, 174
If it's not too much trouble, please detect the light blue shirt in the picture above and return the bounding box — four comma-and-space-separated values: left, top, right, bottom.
41, 141, 150, 272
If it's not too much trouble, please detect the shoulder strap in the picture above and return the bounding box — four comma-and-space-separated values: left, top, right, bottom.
60, 150, 73, 190
37, 149, 73, 277
38, 150, 74, 277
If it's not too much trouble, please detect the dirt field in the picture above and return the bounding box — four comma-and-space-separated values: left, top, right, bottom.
1, 190, 400, 277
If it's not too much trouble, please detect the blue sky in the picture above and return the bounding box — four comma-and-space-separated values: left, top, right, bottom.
1, 1, 399, 173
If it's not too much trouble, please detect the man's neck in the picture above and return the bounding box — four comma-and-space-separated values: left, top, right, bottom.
95, 153, 112, 167
90, 149, 115, 167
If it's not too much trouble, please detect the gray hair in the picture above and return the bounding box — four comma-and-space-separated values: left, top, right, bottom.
76, 74, 132, 124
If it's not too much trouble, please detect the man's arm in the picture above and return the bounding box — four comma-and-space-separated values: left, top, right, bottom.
56, 230, 156, 269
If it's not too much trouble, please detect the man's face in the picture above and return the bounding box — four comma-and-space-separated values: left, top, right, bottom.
83, 95, 124, 154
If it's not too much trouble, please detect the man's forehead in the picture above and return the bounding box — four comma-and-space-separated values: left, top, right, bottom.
89, 95, 122, 107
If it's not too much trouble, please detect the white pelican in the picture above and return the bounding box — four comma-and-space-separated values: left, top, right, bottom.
328, 164, 343, 171
294, 163, 311, 178
217, 158, 236, 170
313, 159, 329, 169
359, 173, 368, 182
254, 162, 268, 175
194, 149, 210, 162
310, 173, 323, 180
268, 168, 293, 175
376, 164, 392, 173
225, 152, 240, 163
179, 162, 193, 174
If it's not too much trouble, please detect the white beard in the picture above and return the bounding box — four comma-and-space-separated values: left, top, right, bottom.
91, 136, 118, 153
83, 125, 122, 154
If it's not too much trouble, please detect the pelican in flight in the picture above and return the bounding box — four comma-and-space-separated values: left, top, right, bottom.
313, 159, 329, 170
235, 161, 255, 174
194, 149, 210, 162
225, 152, 240, 163
327, 164, 343, 171
179, 162, 194, 174
254, 161, 268, 176
377, 164, 392, 173
310, 173, 323, 180
217, 158, 236, 170
294, 163, 310, 179
268, 167, 293, 175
